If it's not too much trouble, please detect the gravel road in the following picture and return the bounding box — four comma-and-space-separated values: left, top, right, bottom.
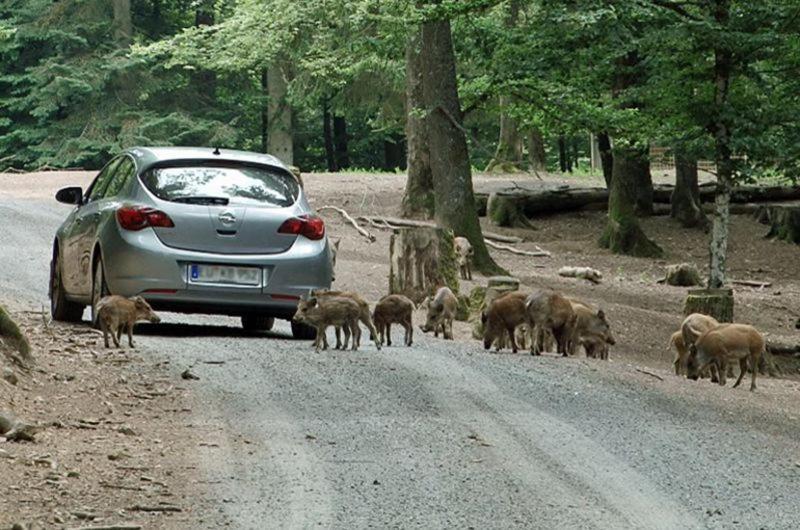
2, 173, 799, 529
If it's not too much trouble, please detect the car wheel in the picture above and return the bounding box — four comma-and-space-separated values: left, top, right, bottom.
50, 250, 84, 322
241, 315, 275, 332
291, 320, 317, 340
90, 257, 109, 327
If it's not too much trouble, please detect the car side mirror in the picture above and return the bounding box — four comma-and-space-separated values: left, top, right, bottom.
55, 187, 83, 205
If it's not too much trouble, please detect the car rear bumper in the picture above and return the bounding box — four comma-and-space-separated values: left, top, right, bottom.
101, 225, 333, 318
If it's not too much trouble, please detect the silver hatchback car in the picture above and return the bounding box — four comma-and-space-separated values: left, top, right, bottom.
49, 146, 333, 338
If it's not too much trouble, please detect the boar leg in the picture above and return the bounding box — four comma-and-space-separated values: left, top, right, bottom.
445, 319, 453, 340
125, 322, 135, 348
717, 357, 728, 386
385, 323, 392, 346
732, 358, 748, 388
507, 325, 518, 354
334, 327, 342, 349
100, 319, 111, 348
404, 320, 413, 346
350, 319, 360, 351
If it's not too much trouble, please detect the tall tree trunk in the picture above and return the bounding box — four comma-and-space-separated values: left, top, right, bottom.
486, 96, 523, 172
260, 68, 268, 153
111, 0, 132, 46
333, 115, 349, 169
266, 66, 293, 165
420, 17, 501, 274
322, 100, 337, 172
193, 1, 216, 98
671, 152, 707, 228
709, 0, 733, 288
599, 147, 663, 257
485, 1, 523, 173
601, 51, 661, 257
558, 136, 569, 172
528, 128, 546, 172
634, 153, 654, 216
402, 29, 434, 219
597, 132, 613, 187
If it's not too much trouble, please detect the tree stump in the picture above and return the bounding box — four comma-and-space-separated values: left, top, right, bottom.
487, 193, 534, 228
756, 205, 800, 244
470, 276, 521, 339
389, 227, 459, 304
663, 263, 703, 287
683, 288, 734, 323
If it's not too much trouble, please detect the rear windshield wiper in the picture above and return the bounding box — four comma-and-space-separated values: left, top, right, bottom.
172, 196, 230, 205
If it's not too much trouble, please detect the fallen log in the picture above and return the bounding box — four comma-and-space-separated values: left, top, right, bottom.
558, 266, 602, 284
766, 341, 800, 355
475, 182, 800, 219
732, 280, 772, 289
0, 411, 39, 442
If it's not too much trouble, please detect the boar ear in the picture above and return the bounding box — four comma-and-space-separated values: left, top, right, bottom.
597, 309, 606, 320
307, 297, 318, 307
133, 296, 146, 306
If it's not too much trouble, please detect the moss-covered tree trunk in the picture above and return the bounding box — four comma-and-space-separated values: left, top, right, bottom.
671, 153, 708, 228
401, 29, 435, 219
486, 96, 523, 172
599, 145, 663, 257
389, 227, 459, 304
112, 0, 132, 45
528, 129, 547, 172
634, 154, 654, 217
684, 288, 734, 323
420, 16, 502, 275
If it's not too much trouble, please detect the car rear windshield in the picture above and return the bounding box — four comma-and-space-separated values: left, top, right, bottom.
141, 164, 299, 207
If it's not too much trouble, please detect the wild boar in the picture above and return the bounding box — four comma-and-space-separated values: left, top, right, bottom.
420, 286, 457, 340
687, 323, 764, 391
568, 300, 615, 359
293, 296, 361, 352
525, 290, 576, 356
669, 330, 688, 375
373, 294, 414, 346
482, 291, 528, 353
96, 295, 161, 349
454, 236, 473, 280
310, 289, 380, 350
679, 313, 720, 379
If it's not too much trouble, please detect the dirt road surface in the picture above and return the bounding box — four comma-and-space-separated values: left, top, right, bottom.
2, 170, 800, 529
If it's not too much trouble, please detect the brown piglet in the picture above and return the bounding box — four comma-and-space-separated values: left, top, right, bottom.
96, 295, 161, 349
373, 294, 414, 346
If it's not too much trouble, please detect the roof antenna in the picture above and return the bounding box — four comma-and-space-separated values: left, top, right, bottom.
213, 147, 221, 155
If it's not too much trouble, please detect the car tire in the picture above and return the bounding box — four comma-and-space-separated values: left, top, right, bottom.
241, 315, 275, 332
50, 250, 84, 322
291, 320, 317, 340
90, 257, 109, 328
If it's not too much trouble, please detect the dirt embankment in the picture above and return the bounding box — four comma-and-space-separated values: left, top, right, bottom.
1, 309, 221, 529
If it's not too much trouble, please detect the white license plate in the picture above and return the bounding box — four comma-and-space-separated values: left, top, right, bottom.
189, 264, 262, 286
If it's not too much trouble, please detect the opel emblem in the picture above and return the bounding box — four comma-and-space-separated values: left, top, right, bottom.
218, 211, 236, 226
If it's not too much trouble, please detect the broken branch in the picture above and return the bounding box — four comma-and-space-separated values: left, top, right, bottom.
484, 239, 551, 257
318, 205, 376, 242
635, 368, 664, 381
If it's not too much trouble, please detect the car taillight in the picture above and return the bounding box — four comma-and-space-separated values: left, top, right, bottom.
116, 206, 175, 231
278, 214, 325, 240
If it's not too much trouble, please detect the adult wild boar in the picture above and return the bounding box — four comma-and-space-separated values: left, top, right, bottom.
687, 323, 764, 391
569, 300, 615, 359
420, 286, 457, 340
482, 291, 528, 353
373, 294, 414, 346
525, 290, 576, 356
677, 313, 720, 378
293, 296, 360, 352
96, 295, 161, 349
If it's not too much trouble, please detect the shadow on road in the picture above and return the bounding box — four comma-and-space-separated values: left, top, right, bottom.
133, 322, 294, 340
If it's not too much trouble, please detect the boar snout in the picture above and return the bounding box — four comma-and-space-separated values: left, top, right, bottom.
150, 315, 161, 324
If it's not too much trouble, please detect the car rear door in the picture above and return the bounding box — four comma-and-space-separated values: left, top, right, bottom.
61, 157, 122, 296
